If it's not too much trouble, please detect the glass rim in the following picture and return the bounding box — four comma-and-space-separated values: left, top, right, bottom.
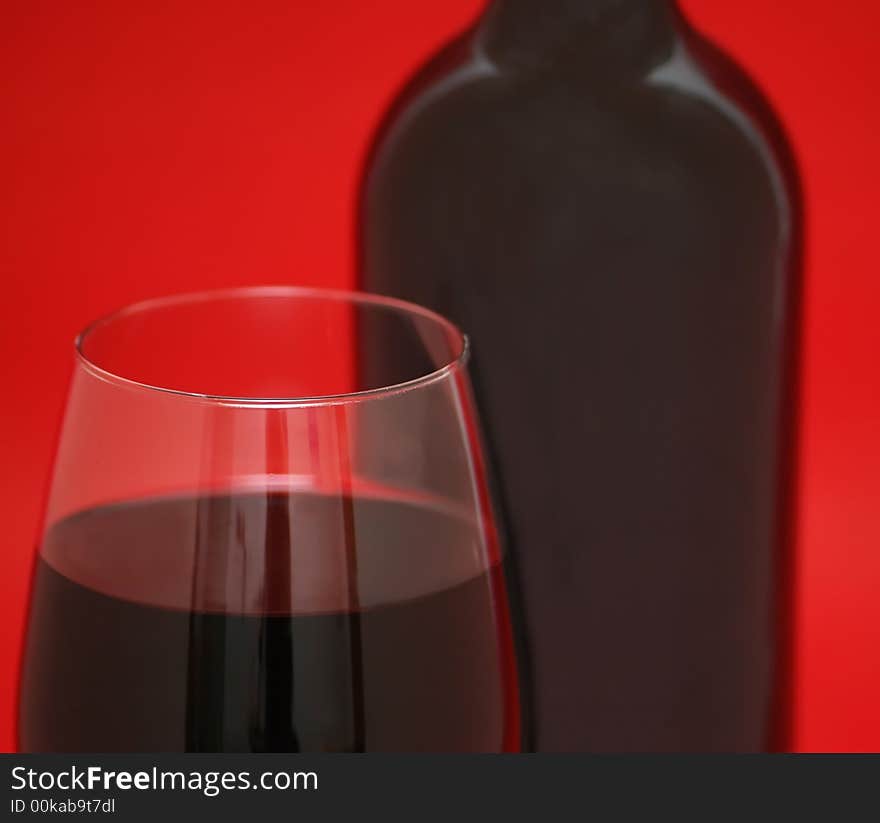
74, 286, 470, 408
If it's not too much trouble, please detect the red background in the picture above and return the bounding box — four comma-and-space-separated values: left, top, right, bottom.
1, 1, 878, 752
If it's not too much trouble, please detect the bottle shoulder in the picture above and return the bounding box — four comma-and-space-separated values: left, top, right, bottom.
365, 25, 799, 213
673, 23, 801, 203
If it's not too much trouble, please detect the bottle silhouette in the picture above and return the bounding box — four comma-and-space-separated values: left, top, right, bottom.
359, 0, 802, 752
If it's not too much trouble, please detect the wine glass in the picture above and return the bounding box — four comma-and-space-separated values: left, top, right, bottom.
18, 287, 521, 752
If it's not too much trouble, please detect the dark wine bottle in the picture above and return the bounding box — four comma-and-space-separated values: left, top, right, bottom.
359, 0, 802, 752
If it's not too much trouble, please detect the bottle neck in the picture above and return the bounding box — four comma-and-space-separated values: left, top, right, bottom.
480, 0, 681, 75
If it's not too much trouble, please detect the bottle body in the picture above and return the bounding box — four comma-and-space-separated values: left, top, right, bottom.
359, 0, 801, 752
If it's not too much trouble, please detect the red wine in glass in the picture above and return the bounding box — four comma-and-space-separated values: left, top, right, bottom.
18, 289, 522, 753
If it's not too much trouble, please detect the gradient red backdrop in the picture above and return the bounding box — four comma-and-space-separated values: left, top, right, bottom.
2, 1, 878, 752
